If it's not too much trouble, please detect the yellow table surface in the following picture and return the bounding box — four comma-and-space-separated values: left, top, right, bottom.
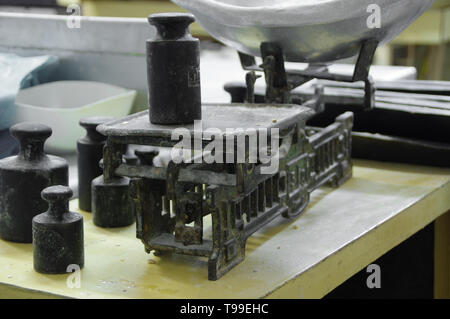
1, 160, 450, 299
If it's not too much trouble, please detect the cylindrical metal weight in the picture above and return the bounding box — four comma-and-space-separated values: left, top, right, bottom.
77, 117, 113, 212
0, 123, 68, 243
147, 13, 201, 124
33, 185, 84, 274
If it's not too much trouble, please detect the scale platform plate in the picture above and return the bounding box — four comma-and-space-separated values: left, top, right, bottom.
97, 103, 314, 139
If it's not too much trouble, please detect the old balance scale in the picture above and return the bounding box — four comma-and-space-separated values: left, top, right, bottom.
92, 0, 434, 280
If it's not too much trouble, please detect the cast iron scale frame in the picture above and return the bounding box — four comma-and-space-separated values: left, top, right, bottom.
93, 13, 358, 280
97, 103, 354, 280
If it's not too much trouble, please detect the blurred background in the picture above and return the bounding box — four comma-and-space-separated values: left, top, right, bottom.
0, 0, 449, 80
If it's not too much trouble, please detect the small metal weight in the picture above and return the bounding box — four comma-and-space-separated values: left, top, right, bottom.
32, 185, 84, 274
147, 12, 201, 124
0, 123, 68, 243
77, 117, 113, 212
91, 175, 134, 227
91, 139, 135, 228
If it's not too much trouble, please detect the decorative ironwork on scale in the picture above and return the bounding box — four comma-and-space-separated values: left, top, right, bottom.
96, 106, 353, 280
92, 13, 356, 280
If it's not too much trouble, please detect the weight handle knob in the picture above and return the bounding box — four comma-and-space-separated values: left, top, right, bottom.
79, 116, 113, 142
41, 185, 73, 219
148, 13, 195, 40
10, 122, 52, 161
135, 148, 160, 165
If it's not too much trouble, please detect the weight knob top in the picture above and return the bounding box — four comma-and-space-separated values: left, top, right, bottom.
10, 122, 52, 161
148, 12, 195, 40
135, 147, 160, 165
41, 185, 73, 219
79, 116, 113, 142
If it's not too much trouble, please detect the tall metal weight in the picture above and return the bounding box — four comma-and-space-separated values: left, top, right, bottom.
77, 117, 113, 212
147, 13, 201, 124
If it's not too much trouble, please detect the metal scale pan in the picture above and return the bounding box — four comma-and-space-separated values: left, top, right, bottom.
173, 0, 433, 63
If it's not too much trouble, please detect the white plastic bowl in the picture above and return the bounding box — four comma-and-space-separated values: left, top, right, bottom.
15, 81, 136, 153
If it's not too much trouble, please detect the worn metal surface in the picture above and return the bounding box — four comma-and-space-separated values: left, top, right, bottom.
91, 176, 135, 228
147, 13, 202, 124
97, 103, 314, 140
172, 0, 432, 63
77, 117, 112, 212
91, 129, 135, 228
32, 186, 84, 274
96, 101, 353, 280
0, 123, 68, 243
